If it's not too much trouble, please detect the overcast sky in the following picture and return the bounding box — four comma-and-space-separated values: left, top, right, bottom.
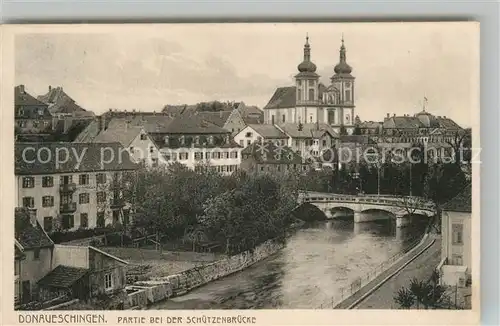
15, 23, 478, 126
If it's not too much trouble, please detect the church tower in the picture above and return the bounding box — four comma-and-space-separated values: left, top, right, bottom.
294, 35, 320, 124
331, 36, 355, 133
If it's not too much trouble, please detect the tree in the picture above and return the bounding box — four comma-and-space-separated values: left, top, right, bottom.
339, 125, 348, 136
394, 287, 415, 309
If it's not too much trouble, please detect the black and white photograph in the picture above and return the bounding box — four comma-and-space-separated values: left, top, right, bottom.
7, 22, 478, 316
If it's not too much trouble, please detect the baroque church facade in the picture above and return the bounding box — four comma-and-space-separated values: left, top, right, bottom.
263, 36, 356, 135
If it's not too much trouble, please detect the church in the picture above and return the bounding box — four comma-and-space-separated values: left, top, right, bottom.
263, 35, 356, 135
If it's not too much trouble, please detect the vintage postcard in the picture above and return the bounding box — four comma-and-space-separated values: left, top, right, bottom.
1, 22, 480, 325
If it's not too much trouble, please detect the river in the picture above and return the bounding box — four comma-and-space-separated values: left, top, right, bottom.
149, 216, 428, 309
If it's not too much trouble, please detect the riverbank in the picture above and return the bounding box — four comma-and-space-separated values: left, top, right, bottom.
334, 233, 437, 309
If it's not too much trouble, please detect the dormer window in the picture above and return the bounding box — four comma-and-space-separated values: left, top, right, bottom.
179, 136, 185, 146
245, 132, 253, 138
194, 136, 200, 145
18, 108, 24, 116
164, 136, 170, 145
140, 134, 147, 140
38, 108, 44, 116
208, 135, 214, 145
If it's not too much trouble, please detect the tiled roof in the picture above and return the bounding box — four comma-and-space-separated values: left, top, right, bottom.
15, 142, 138, 175
92, 120, 145, 147
263, 87, 296, 110
162, 105, 197, 116
164, 115, 231, 134
73, 120, 101, 143
436, 117, 463, 130
15, 85, 48, 107
15, 208, 54, 250
246, 124, 288, 139
278, 123, 338, 139
196, 111, 233, 127
241, 141, 303, 164
38, 265, 89, 289
243, 116, 263, 124
37, 87, 91, 116
383, 116, 424, 129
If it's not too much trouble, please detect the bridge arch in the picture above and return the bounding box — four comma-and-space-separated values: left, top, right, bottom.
329, 206, 355, 220
292, 202, 328, 222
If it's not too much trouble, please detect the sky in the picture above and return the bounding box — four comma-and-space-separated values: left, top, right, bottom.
15, 23, 478, 126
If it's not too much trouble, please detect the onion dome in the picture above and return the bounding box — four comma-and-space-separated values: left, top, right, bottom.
333, 36, 352, 75
297, 35, 317, 73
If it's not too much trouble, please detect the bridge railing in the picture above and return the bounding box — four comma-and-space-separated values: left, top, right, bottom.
299, 192, 435, 211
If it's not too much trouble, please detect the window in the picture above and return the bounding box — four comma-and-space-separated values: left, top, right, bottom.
34, 248, 40, 260
297, 91, 302, 101
224, 151, 229, 159
194, 152, 203, 160
42, 196, 54, 207
212, 152, 221, 159
179, 152, 189, 160
260, 166, 265, 171
130, 146, 134, 152
150, 146, 154, 153
79, 174, 89, 185
96, 173, 106, 184
42, 176, 53, 187
230, 151, 238, 159
282, 114, 286, 123
309, 89, 315, 101
22, 177, 35, 188
239, 140, 244, 146
19, 121, 26, 128
245, 132, 253, 138
43, 217, 53, 232
23, 197, 34, 208
452, 224, 463, 245
97, 192, 106, 203
80, 213, 88, 228
247, 140, 251, 146
297, 80, 302, 86
271, 115, 275, 124
18, 108, 24, 116
33, 121, 39, 128
310, 116, 313, 123
60, 175, 73, 185
79, 193, 90, 204
140, 134, 147, 140
105, 273, 113, 290
62, 215, 74, 230
451, 254, 463, 266
322, 139, 327, 147
345, 90, 351, 102
97, 212, 105, 228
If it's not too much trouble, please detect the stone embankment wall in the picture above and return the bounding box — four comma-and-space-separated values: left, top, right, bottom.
127, 239, 284, 308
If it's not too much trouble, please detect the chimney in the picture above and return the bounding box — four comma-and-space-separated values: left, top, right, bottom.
443, 116, 447, 118
393, 113, 396, 118
28, 208, 37, 227
19, 85, 25, 93
225, 134, 230, 144
48, 85, 52, 92
386, 113, 390, 118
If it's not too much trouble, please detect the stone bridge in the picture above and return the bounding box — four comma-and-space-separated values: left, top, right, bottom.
298, 191, 436, 227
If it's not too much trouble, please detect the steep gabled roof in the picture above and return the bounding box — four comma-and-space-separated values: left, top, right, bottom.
383, 116, 424, 129
37, 86, 92, 116
15, 85, 48, 107
436, 117, 463, 130
92, 121, 145, 148
15, 208, 54, 250
263, 87, 296, 110
196, 111, 233, 127
245, 124, 288, 139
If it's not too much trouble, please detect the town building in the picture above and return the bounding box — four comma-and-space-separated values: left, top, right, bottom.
15, 208, 54, 305
234, 124, 289, 148
439, 211, 472, 287
15, 85, 53, 135
240, 141, 309, 175
88, 119, 161, 167
380, 110, 464, 145
15, 142, 138, 232
196, 109, 247, 136
263, 36, 356, 134
14, 207, 129, 308
37, 86, 95, 119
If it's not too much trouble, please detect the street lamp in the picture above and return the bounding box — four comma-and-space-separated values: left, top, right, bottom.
351, 171, 361, 195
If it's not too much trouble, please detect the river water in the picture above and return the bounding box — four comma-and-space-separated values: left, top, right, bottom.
150, 217, 428, 309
